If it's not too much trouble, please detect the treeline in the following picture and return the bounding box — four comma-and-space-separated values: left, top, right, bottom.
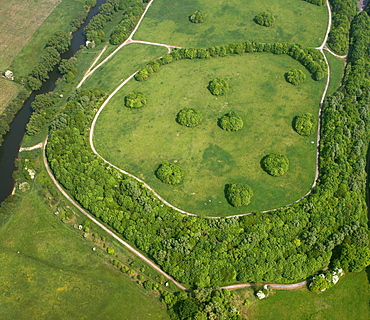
84, 0, 148, 46
328, 0, 358, 55
135, 41, 327, 81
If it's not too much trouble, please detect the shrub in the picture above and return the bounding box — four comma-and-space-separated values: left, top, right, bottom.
225, 183, 253, 207
285, 69, 306, 85
261, 153, 289, 176
208, 78, 229, 96
176, 108, 203, 127
124, 92, 147, 108
189, 10, 206, 23
293, 113, 315, 136
219, 111, 244, 131
254, 12, 275, 27
156, 163, 183, 185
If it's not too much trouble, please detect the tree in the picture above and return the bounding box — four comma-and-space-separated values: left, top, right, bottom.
156, 163, 183, 185
46, 31, 72, 53
254, 12, 276, 27
208, 78, 229, 96
261, 153, 289, 176
189, 10, 206, 23
176, 108, 203, 127
225, 183, 253, 207
124, 91, 147, 108
219, 111, 243, 131
285, 69, 306, 85
293, 113, 315, 136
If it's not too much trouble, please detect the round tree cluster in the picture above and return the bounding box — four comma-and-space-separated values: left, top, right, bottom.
176, 108, 203, 127
219, 111, 244, 132
293, 113, 315, 136
189, 10, 206, 23
156, 163, 183, 185
208, 78, 229, 96
225, 183, 254, 207
124, 91, 147, 108
285, 69, 306, 86
254, 12, 276, 27
261, 153, 289, 177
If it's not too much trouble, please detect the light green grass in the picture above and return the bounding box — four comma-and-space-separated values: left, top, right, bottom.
82, 43, 168, 92
134, 0, 328, 48
0, 190, 169, 320
94, 53, 325, 216
0, 78, 22, 113
325, 51, 345, 96
241, 271, 370, 320
10, 0, 87, 77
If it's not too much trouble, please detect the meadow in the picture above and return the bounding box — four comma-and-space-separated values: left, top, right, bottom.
134, 0, 328, 48
94, 52, 325, 216
0, 79, 22, 112
325, 51, 345, 96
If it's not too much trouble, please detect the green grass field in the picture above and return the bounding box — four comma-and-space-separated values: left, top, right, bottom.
325, 51, 345, 96
134, 0, 328, 48
83, 43, 168, 92
239, 271, 370, 319
0, 189, 169, 320
0, 78, 22, 113
94, 52, 325, 216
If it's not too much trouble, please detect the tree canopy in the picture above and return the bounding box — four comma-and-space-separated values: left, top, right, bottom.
293, 113, 315, 136
285, 69, 306, 85
254, 12, 276, 27
176, 108, 203, 127
124, 91, 147, 108
208, 78, 229, 96
189, 10, 206, 23
219, 111, 244, 132
225, 183, 253, 207
156, 162, 183, 185
261, 153, 289, 176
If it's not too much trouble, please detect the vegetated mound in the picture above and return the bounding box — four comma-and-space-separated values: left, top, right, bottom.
285, 69, 306, 85
208, 77, 229, 96
261, 153, 289, 176
225, 183, 253, 207
189, 10, 206, 23
254, 12, 276, 27
176, 108, 203, 127
293, 112, 315, 136
124, 91, 147, 108
219, 111, 243, 131
155, 162, 183, 184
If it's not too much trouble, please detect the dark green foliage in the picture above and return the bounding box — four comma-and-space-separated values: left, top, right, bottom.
261, 153, 289, 176
176, 108, 203, 127
219, 111, 243, 132
303, 0, 325, 5
25, 76, 42, 91
225, 183, 253, 207
254, 12, 276, 27
336, 244, 370, 272
31, 47, 61, 81
293, 113, 315, 136
58, 57, 77, 75
155, 163, 183, 185
124, 91, 147, 108
285, 69, 307, 85
189, 10, 206, 23
208, 78, 229, 96
46, 31, 72, 54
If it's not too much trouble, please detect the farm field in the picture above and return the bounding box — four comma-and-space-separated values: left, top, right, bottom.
83, 43, 168, 92
0, 190, 169, 320
134, 0, 328, 48
94, 53, 325, 216
241, 271, 370, 320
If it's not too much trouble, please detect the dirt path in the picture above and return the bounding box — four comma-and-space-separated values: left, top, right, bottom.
221, 280, 307, 291
19, 142, 43, 152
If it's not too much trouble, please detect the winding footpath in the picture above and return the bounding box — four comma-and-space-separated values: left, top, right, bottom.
42, 0, 340, 291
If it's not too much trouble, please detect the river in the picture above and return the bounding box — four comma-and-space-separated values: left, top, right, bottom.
0, 0, 106, 203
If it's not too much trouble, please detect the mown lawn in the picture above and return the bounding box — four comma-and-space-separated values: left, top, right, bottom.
325, 51, 345, 96
240, 271, 370, 320
94, 52, 325, 216
0, 190, 169, 320
134, 0, 328, 48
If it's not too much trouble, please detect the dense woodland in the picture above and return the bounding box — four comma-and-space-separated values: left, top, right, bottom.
45, 7, 370, 290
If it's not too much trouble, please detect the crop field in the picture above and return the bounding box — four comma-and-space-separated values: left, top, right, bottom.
0, 78, 22, 113
83, 43, 168, 92
134, 0, 328, 48
0, 190, 169, 320
94, 53, 325, 216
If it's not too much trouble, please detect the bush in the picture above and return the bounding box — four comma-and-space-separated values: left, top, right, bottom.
156, 163, 183, 185
219, 111, 243, 131
293, 113, 315, 136
189, 10, 206, 23
225, 183, 253, 207
208, 78, 229, 96
176, 108, 203, 127
261, 153, 289, 176
254, 12, 276, 27
124, 92, 147, 108
285, 69, 306, 85
303, 0, 325, 5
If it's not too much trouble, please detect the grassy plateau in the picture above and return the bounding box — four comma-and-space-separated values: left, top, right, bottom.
94, 53, 325, 216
